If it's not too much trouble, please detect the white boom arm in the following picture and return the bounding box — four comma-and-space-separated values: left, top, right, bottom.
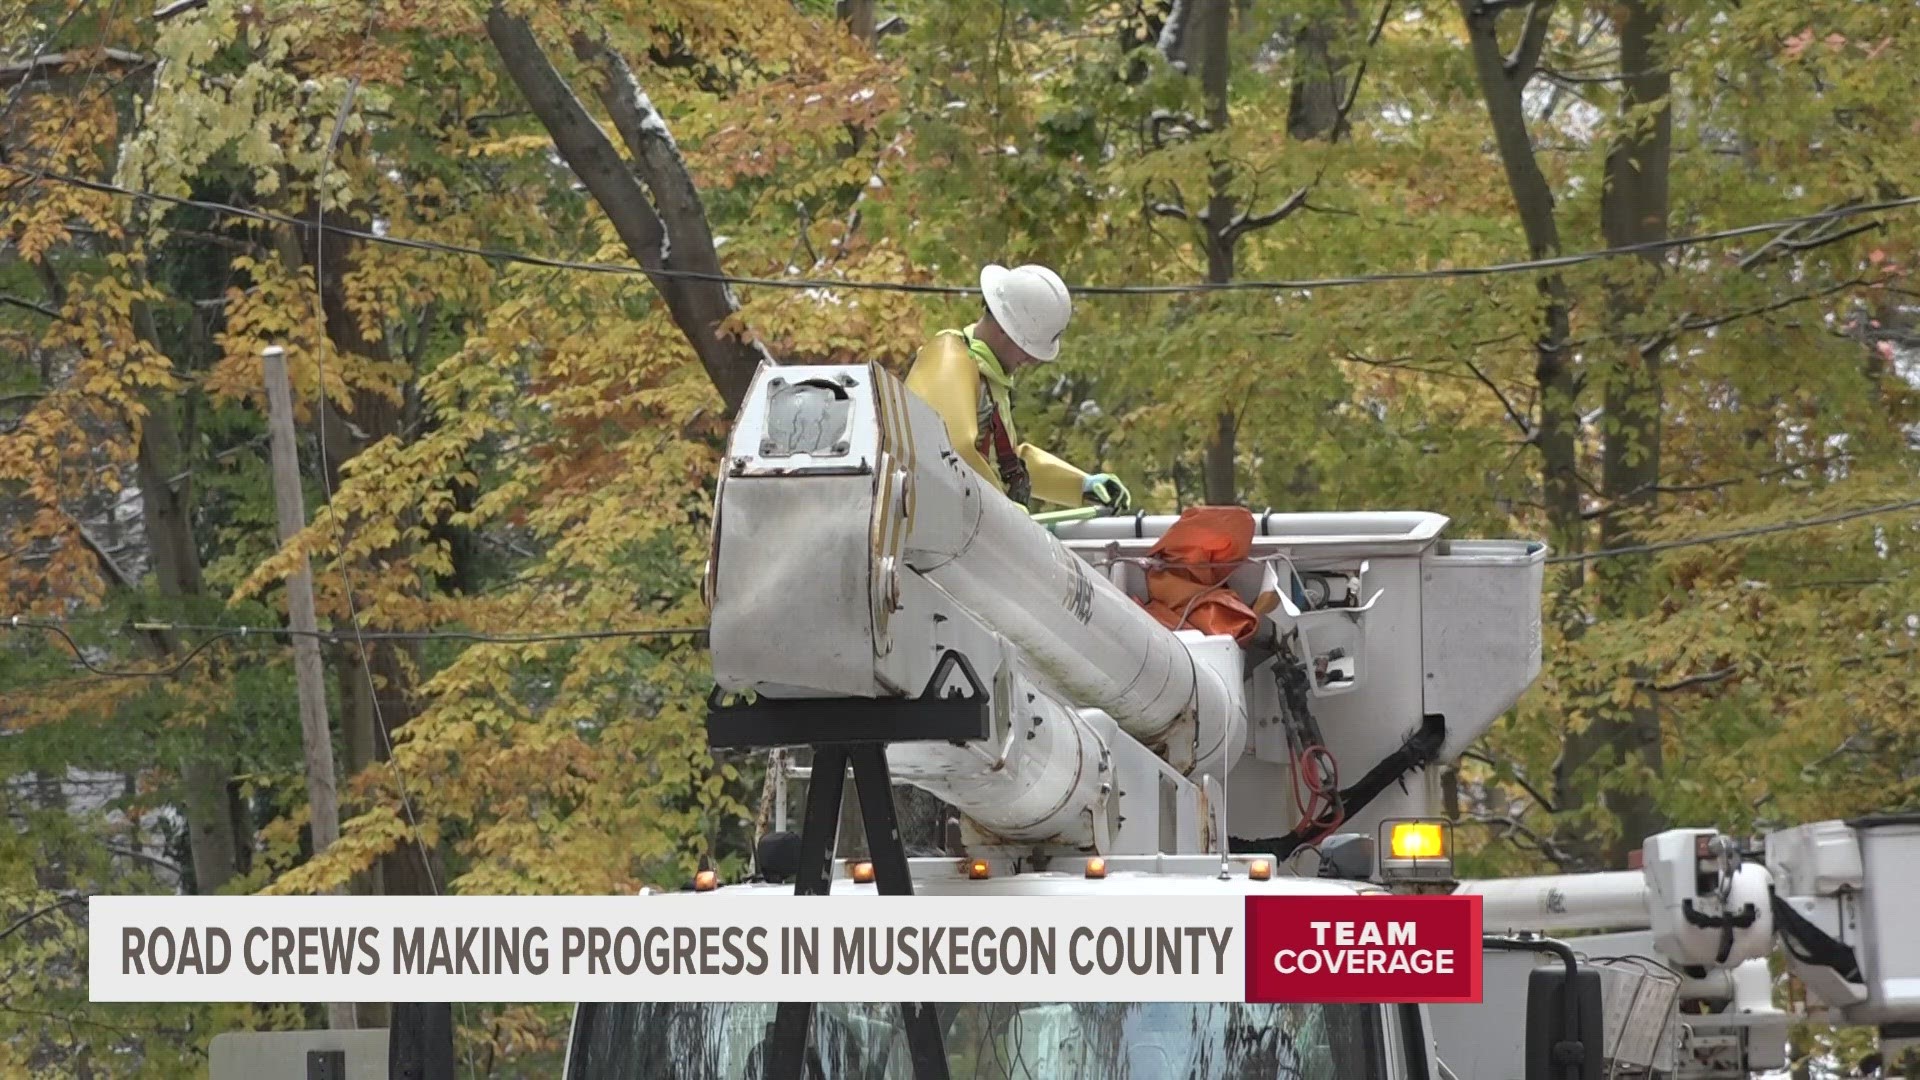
705, 362, 1240, 852
1441, 817, 1920, 1077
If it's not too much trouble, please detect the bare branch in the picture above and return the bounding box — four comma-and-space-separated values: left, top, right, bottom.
1774, 576, 1897, 590
1338, 349, 1488, 384
152, 0, 208, 20
72, 519, 138, 591
1505, 0, 1558, 85
105, 844, 185, 877
1464, 358, 1534, 438
1540, 64, 1672, 85
1223, 186, 1309, 241
1593, 455, 1847, 512
1644, 665, 1740, 693
0, 49, 151, 91
0, 293, 61, 320
1780, 219, 1883, 255
1468, 812, 1573, 870
1736, 200, 1863, 269
1461, 748, 1558, 813
485, 1, 772, 414
1330, 0, 1396, 140
1146, 109, 1211, 150
1668, 277, 1871, 338
1636, 646, 1920, 694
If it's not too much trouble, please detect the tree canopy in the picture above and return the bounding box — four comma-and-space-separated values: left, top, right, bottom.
2, 0, 1916, 1073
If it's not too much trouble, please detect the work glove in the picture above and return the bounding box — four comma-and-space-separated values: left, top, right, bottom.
1082, 473, 1132, 514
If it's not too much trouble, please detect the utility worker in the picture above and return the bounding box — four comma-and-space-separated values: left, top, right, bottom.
904, 263, 1132, 513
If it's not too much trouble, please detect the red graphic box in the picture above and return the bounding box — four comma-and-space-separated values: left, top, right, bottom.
1244, 894, 1483, 1004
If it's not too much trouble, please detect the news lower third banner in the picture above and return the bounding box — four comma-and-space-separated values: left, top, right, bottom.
91, 893, 1482, 1004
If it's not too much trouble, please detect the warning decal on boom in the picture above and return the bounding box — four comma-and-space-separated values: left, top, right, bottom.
1054, 545, 1095, 625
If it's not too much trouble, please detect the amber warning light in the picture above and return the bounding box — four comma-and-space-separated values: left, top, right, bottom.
1378, 818, 1454, 883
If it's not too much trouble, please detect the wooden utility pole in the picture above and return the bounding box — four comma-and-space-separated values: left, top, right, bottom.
262, 344, 355, 1033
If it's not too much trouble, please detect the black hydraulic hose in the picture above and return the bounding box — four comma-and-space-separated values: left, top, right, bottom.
1229, 714, 1447, 861
1484, 935, 1585, 1080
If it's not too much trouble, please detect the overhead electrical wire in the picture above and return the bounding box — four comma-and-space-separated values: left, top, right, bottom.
0, 617, 708, 679
143, 623, 712, 644
4, 494, 1913, 677
6, 618, 244, 680
7, 163, 1917, 297
1543, 497, 1920, 565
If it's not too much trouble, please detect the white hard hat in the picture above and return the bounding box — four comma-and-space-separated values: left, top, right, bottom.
980, 263, 1071, 362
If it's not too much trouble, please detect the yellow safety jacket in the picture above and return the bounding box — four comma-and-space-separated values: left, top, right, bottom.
903, 324, 1089, 508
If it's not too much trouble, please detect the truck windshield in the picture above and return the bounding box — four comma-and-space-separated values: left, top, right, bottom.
566, 1001, 1386, 1079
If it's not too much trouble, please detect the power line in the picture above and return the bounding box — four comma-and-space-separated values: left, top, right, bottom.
2, 497, 1912, 672
8, 163, 1917, 297
3, 619, 243, 680
148, 623, 711, 644
1544, 497, 1920, 565
0, 617, 708, 680
7, 497, 1917, 673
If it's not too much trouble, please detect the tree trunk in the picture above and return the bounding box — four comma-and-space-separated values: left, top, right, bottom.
837, 0, 877, 46
1287, 5, 1355, 142
1199, 0, 1239, 507
1186, 0, 1355, 507
296, 207, 442, 904
134, 379, 247, 894
1569, 0, 1673, 864
1457, 3, 1583, 596
1458, 1, 1635, 865
1276, 2, 1362, 506
485, 2, 774, 417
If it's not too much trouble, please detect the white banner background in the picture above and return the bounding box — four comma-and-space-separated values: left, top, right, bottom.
90, 895, 1248, 1003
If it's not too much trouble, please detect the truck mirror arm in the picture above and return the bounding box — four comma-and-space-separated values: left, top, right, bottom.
1485, 935, 1591, 1080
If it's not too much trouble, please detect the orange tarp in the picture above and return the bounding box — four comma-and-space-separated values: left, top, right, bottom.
1139, 506, 1262, 644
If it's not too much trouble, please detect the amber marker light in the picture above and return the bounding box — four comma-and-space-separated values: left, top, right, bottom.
693, 870, 718, 892
852, 861, 876, 884
968, 859, 991, 880
1390, 821, 1447, 859
1248, 858, 1273, 881
1085, 857, 1107, 879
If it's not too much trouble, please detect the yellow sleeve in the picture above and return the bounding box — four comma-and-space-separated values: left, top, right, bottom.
903, 335, 1004, 495
1020, 443, 1089, 508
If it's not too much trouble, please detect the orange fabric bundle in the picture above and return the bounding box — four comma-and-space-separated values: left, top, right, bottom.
1139, 506, 1261, 644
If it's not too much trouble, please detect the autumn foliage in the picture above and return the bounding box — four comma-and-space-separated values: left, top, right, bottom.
2, 0, 1918, 1073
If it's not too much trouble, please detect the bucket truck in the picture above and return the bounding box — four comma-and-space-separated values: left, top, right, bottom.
558, 361, 1920, 1080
